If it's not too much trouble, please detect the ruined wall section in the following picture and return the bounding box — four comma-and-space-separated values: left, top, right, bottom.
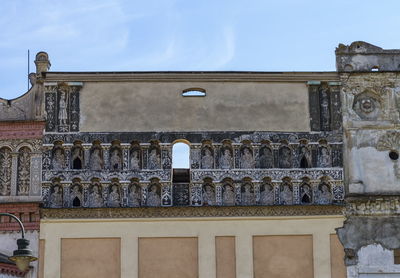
337, 41, 400, 277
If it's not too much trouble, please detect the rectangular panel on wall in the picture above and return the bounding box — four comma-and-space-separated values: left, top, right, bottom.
61, 238, 121, 278
138, 237, 198, 278
216, 236, 236, 278
330, 234, 346, 278
39, 239, 45, 278
253, 235, 314, 278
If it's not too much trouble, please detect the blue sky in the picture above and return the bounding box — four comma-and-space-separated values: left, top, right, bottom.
1, 0, 400, 100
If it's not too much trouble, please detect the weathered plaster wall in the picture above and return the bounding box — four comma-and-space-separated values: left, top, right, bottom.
341, 72, 400, 194
79, 82, 311, 132
347, 244, 400, 278
40, 215, 345, 278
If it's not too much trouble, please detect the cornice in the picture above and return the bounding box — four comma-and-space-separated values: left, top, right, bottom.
43, 71, 339, 83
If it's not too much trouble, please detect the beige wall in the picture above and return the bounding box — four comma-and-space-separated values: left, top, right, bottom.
60, 238, 121, 278
80, 82, 310, 132
40, 216, 344, 278
139, 237, 198, 278
253, 235, 314, 278
216, 236, 236, 278
330, 234, 346, 278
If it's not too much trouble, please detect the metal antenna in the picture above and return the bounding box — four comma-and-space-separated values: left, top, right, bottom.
27, 49, 30, 90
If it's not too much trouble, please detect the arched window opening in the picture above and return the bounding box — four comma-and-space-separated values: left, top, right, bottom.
172, 142, 190, 169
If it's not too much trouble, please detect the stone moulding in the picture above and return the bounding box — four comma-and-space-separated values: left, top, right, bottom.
40, 205, 344, 219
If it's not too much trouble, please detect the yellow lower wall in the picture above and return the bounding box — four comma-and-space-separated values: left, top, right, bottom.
39, 215, 345, 278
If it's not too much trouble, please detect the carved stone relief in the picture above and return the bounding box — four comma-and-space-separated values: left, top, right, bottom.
353, 90, 382, 120
45, 83, 81, 132
128, 182, 141, 207
49, 184, 63, 208
148, 146, 161, 170
219, 146, 233, 169
0, 147, 12, 196
147, 180, 161, 207
260, 180, 274, 205
109, 145, 122, 171
280, 179, 293, 205
202, 180, 215, 206
222, 182, 235, 206
89, 144, 104, 171
241, 181, 255, 205
107, 183, 121, 207
240, 146, 255, 169
17, 147, 31, 196
201, 146, 214, 169
89, 183, 104, 207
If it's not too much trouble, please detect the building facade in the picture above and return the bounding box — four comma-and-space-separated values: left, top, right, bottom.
0, 41, 398, 277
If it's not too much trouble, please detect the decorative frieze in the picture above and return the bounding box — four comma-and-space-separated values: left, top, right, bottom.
40, 205, 344, 219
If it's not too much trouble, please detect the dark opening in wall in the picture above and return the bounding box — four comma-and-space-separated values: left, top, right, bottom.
389, 150, 399, 161
394, 249, 400, 264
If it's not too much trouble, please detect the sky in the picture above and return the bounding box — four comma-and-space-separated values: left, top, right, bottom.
1, 0, 400, 100
1, 0, 400, 167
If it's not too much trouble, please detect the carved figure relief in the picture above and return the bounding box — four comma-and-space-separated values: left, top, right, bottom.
110, 147, 122, 171
58, 91, 68, 125
259, 146, 273, 168
203, 182, 215, 206
241, 147, 255, 169
52, 145, 65, 170
71, 143, 84, 169
318, 146, 331, 168
222, 182, 235, 206
300, 182, 312, 204
319, 87, 331, 130
279, 145, 292, 168
70, 184, 83, 207
148, 148, 161, 170
0, 147, 12, 196
130, 148, 141, 170
299, 145, 312, 168
17, 147, 31, 196
49, 185, 63, 208
260, 181, 274, 205
128, 183, 141, 207
45, 83, 81, 132
90, 144, 104, 171
220, 148, 233, 169
201, 147, 214, 169
317, 182, 332, 205
147, 182, 161, 207
241, 182, 255, 205
89, 183, 104, 207
107, 184, 120, 207
280, 180, 293, 205
353, 90, 382, 120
